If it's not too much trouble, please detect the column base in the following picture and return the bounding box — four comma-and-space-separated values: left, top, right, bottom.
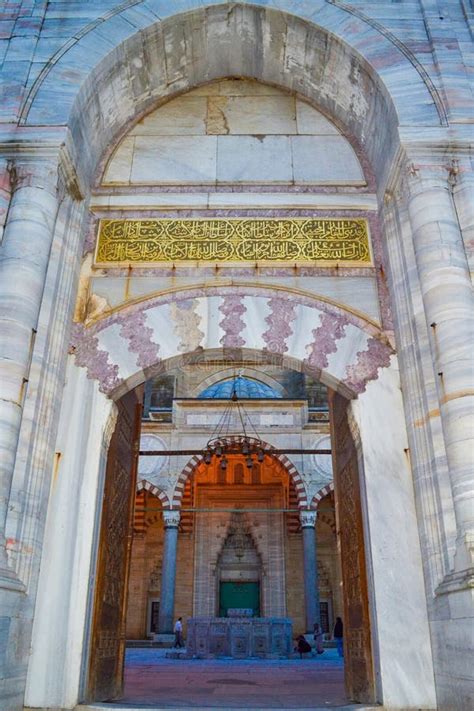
0, 565, 26, 593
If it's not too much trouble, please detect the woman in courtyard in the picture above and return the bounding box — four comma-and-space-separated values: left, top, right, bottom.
313, 622, 324, 654
333, 617, 343, 657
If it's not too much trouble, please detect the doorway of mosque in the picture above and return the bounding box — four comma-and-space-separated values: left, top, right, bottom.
85, 357, 374, 706
219, 582, 261, 617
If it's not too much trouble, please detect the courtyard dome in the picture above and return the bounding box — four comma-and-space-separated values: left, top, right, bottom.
198, 377, 281, 400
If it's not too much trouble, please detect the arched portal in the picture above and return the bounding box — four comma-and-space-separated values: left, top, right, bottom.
173, 435, 310, 510
10, 3, 454, 710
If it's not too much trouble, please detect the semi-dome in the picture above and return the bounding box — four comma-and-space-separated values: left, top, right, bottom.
198, 376, 281, 400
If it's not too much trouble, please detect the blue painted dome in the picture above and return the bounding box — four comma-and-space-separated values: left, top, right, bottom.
198, 376, 281, 399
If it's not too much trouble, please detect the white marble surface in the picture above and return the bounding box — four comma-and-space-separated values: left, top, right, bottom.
352, 359, 437, 708
292, 136, 365, 184
24, 361, 115, 709
216, 135, 293, 183
102, 79, 366, 186
130, 136, 217, 184
130, 96, 208, 135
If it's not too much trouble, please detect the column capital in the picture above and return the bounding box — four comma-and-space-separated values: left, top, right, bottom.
299, 509, 317, 528
163, 509, 181, 528
405, 159, 457, 195
7, 157, 58, 194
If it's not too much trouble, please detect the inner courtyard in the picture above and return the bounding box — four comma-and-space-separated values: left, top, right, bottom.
126, 366, 340, 643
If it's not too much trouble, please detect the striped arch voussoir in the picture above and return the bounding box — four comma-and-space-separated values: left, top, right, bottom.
311, 482, 334, 510
137, 479, 171, 509
172, 436, 308, 510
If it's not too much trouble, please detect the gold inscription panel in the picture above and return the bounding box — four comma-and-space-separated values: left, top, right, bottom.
95, 218, 371, 265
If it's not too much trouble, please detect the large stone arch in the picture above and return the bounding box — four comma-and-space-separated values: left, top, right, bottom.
12, 4, 445, 709
20, 1, 445, 193
70, 285, 394, 400
172, 435, 309, 509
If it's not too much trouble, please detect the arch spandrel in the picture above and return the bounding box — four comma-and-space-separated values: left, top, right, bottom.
69, 286, 394, 399
21, 3, 444, 188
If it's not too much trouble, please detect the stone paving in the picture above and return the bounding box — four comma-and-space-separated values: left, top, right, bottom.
114, 647, 349, 709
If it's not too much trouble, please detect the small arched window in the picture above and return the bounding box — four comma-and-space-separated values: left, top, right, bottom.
251, 463, 261, 485
234, 462, 245, 485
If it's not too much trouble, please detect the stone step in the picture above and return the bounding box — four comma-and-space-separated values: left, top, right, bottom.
79, 705, 380, 711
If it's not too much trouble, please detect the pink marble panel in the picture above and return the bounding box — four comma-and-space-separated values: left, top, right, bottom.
262, 298, 297, 354
117, 310, 160, 369
219, 295, 247, 348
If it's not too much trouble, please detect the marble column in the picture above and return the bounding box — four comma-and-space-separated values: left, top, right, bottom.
300, 509, 320, 633
0, 159, 58, 588
158, 510, 181, 634
407, 166, 474, 578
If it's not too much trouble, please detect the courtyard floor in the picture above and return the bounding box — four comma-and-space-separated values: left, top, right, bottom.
106, 647, 354, 709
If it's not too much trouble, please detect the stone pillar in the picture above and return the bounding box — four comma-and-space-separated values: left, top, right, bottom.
0, 159, 58, 588
158, 510, 181, 634
300, 509, 320, 633
406, 165, 474, 579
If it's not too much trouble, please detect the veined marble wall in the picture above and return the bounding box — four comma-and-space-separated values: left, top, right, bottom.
0, 2, 472, 710
103, 80, 365, 186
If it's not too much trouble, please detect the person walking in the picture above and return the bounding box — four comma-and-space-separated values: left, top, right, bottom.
333, 616, 343, 657
174, 616, 183, 648
313, 622, 324, 654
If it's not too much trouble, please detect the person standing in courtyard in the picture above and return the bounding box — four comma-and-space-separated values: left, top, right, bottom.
333, 617, 343, 657
174, 616, 183, 648
313, 622, 324, 654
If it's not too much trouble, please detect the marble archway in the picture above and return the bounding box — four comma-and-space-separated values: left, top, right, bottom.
69, 285, 394, 400
16, 3, 445, 709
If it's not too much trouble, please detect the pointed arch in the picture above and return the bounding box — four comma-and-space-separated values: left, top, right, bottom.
137, 478, 171, 509
171, 435, 308, 510
311, 482, 335, 510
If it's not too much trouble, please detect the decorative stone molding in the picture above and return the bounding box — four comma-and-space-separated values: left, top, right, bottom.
162, 510, 181, 528
219, 295, 247, 348
262, 298, 297, 354
69, 287, 394, 398
299, 509, 318, 528
344, 338, 393, 395
69, 322, 121, 395
170, 299, 204, 353
118, 311, 160, 370
306, 313, 347, 370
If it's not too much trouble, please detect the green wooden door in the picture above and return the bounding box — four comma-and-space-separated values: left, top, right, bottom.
219, 582, 260, 617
